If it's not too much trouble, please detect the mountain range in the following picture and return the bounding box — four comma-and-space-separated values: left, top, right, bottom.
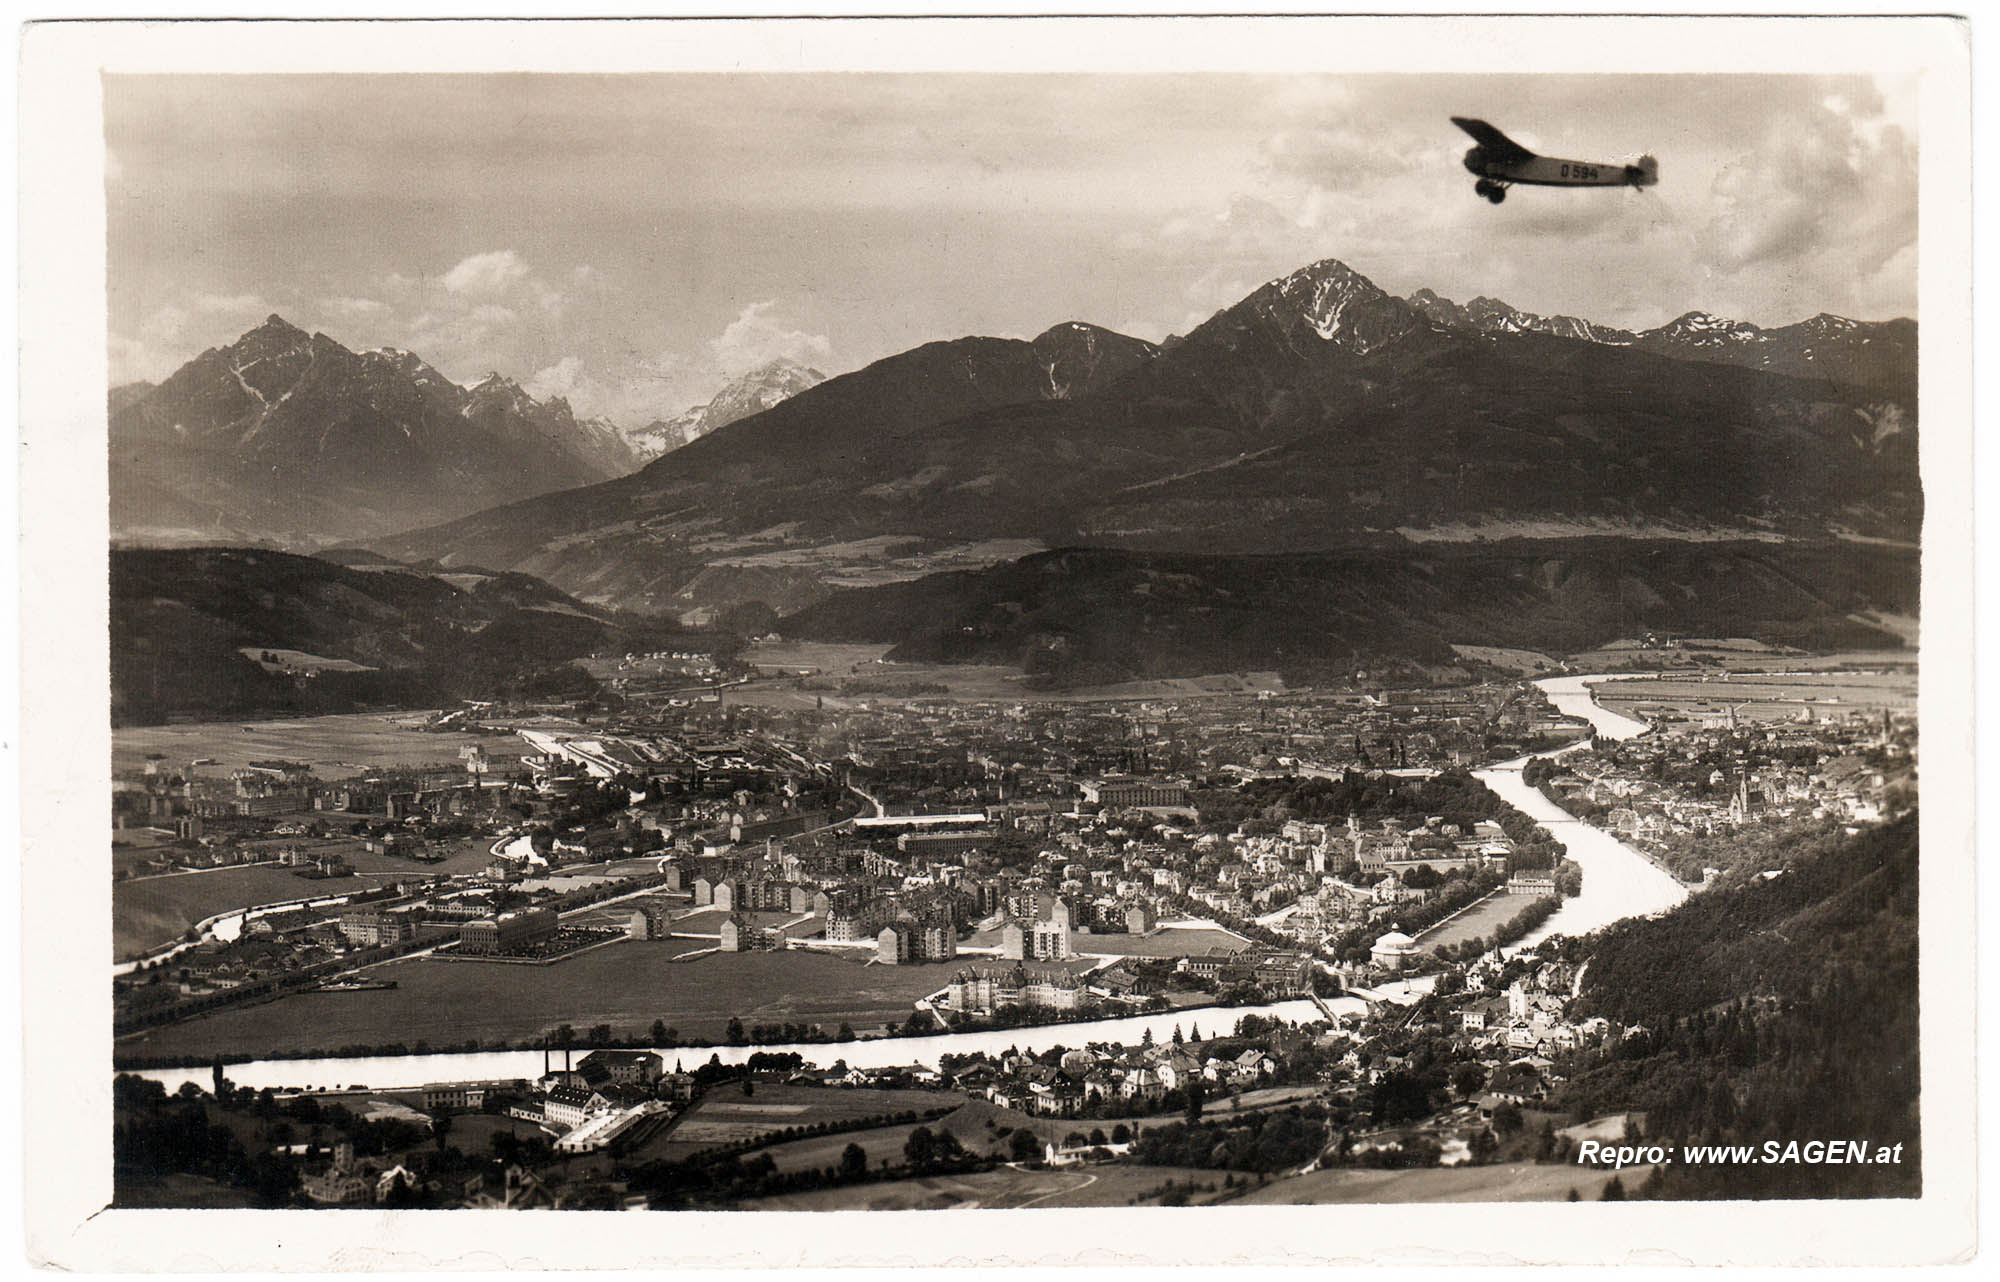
1404, 288, 1916, 395
109, 316, 651, 545
109, 255, 1919, 683
625, 358, 827, 461
372, 257, 1918, 625
108, 320, 828, 548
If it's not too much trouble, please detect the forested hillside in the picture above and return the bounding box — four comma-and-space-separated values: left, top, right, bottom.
1555, 815, 1918, 1198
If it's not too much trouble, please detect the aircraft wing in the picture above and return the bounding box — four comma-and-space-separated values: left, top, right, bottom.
1450, 117, 1536, 166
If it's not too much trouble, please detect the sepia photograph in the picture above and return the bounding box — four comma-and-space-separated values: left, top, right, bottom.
15, 10, 1978, 1270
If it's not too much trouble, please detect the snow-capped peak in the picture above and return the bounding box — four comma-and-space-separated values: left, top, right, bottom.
1647, 311, 1762, 346
1263, 260, 1386, 342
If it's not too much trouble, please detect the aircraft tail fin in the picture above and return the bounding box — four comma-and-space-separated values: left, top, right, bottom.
1631, 155, 1660, 187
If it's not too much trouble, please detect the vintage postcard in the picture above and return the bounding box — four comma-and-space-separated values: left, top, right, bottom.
16, 11, 1976, 1270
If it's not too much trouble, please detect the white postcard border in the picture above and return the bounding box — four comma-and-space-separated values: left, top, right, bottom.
17, 12, 1976, 1269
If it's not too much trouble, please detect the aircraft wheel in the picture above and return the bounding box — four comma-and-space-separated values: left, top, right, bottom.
1473, 180, 1493, 199
1485, 186, 1506, 204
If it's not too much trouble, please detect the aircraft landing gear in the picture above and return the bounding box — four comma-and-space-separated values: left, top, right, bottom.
1473, 179, 1507, 204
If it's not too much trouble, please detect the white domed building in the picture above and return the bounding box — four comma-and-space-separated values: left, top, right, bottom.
1370, 928, 1418, 973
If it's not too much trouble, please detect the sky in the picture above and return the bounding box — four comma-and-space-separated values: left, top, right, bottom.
105, 72, 1919, 426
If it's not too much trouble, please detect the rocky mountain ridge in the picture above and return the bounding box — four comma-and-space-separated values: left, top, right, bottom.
1405, 288, 1913, 392
110, 316, 643, 546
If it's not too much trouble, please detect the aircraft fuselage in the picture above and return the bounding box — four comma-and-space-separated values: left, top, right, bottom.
1463, 146, 1652, 188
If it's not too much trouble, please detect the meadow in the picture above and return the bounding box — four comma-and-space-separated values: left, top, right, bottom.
117, 943, 964, 1061
1232, 1160, 1649, 1204
112, 838, 497, 959
631, 1082, 963, 1164
755, 1155, 1646, 1210
1589, 669, 1917, 726
113, 712, 529, 779
740, 1163, 1232, 1211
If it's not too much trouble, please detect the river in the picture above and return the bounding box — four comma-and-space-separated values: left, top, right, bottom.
1472, 674, 1689, 949
131, 998, 1355, 1094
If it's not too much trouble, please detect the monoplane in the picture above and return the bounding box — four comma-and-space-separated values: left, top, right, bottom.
1451, 117, 1658, 204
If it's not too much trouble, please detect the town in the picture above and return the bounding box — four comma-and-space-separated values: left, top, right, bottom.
113, 662, 1600, 1040
109, 648, 1917, 1208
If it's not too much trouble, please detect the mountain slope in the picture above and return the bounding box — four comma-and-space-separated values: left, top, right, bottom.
110, 318, 641, 547
778, 540, 1918, 687
1557, 814, 1918, 1199
110, 546, 690, 725
375, 320, 1163, 606
381, 257, 1917, 622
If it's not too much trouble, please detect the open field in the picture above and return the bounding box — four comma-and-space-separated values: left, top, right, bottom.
116, 943, 960, 1061
435, 1111, 555, 1155
1450, 644, 1560, 675
1236, 1161, 1655, 1204
736, 641, 1033, 707
113, 712, 530, 780
740, 641, 1290, 708
1565, 646, 1915, 674
669, 907, 803, 936
115, 844, 668, 959
745, 1096, 1081, 1173
236, 837, 499, 877
237, 647, 378, 675
1415, 890, 1537, 953
112, 838, 501, 959
1059, 672, 1286, 700
744, 1087, 1329, 1180
564, 890, 693, 931
1070, 926, 1252, 958
116, 864, 370, 960
1588, 668, 1917, 726
634, 1082, 962, 1164
739, 1163, 1233, 1211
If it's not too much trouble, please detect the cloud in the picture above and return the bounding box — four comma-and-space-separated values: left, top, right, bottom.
321, 295, 389, 319
442, 249, 531, 297
1101, 73, 1917, 339
708, 301, 832, 377
510, 350, 712, 427
1263, 121, 1440, 192
1705, 114, 1914, 275
107, 332, 163, 386
191, 292, 268, 317
526, 355, 585, 402
401, 303, 524, 378
107, 291, 282, 383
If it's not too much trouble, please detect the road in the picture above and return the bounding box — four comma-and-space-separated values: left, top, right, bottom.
1013, 1171, 1097, 1208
